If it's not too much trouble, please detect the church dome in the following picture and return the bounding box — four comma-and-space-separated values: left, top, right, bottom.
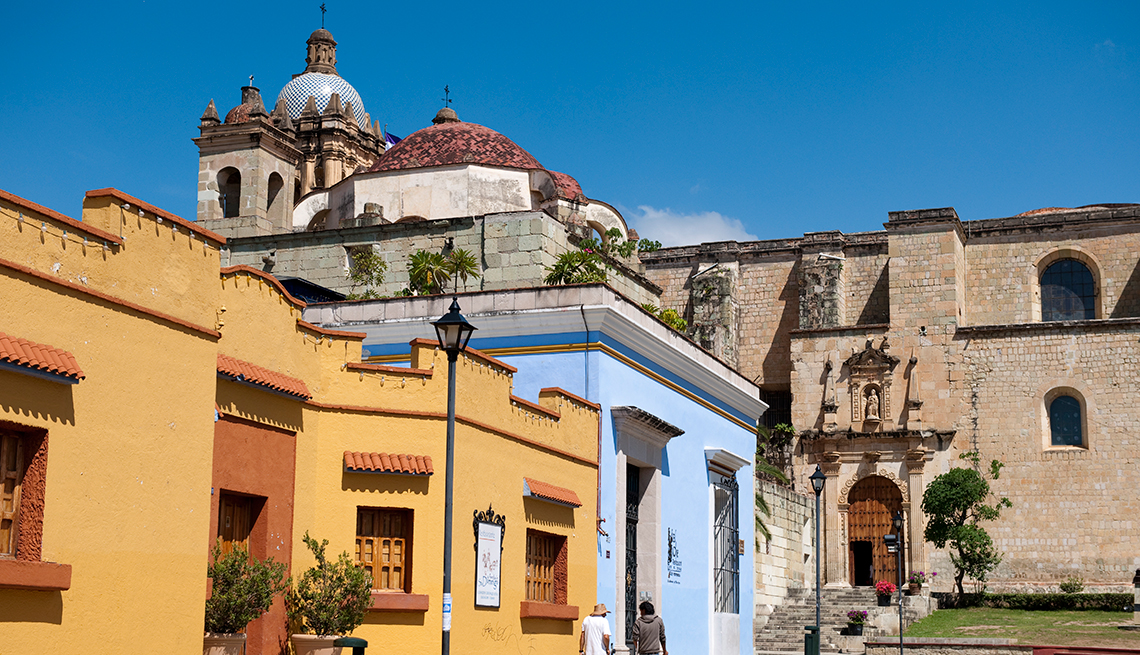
368, 114, 543, 173
277, 72, 367, 125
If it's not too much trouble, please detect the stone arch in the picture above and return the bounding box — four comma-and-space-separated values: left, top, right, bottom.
217, 167, 241, 218
266, 172, 286, 227
838, 468, 909, 505
1032, 245, 1104, 320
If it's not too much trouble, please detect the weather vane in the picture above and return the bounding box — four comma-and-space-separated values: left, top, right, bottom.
442, 85, 452, 107
320, 3, 326, 28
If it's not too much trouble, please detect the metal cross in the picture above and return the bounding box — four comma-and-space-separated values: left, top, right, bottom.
442, 85, 452, 106
320, 3, 326, 28
249, 75, 254, 86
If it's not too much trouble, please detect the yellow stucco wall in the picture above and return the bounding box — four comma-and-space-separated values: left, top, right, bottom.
1, 188, 599, 654
0, 190, 221, 653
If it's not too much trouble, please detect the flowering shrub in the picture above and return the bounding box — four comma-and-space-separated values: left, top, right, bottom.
908, 570, 937, 585
846, 609, 868, 625
875, 580, 897, 596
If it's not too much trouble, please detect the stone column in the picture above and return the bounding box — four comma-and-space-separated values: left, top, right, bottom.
821, 456, 847, 586
905, 449, 929, 576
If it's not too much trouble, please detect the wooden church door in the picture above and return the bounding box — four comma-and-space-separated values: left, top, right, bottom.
846, 476, 903, 587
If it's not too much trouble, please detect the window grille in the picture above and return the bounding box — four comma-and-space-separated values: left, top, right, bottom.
713, 474, 739, 614
1041, 259, 1095, 321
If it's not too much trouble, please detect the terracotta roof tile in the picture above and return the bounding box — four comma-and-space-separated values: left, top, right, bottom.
369, 122, 543, 173
216, 354, 311, 399
523, 477, 582, 507
0, 332, 84, 381
548, 170, 584, 201
344, 451, 433, 475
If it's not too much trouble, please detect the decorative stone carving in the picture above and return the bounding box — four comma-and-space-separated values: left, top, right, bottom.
822, 357, 838, 413
838, 468, 909, 505
845, 337, 900, 426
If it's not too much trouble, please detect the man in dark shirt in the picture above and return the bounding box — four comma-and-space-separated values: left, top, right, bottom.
632, 601, 667, 655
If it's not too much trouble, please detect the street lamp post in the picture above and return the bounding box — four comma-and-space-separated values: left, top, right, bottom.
883, 511, 906, 655
809, 465, 827, 655
432, 299, 477, 655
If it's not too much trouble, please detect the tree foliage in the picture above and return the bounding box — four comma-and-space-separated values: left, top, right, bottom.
288, 532, 373, 637
640, 303, 688, 333
205, 538, 290, 634
921, 451, 1012, 596
754, 425, 792, 546
345, 249, 388, 300
545, 228, 661, 285
404, 248, 481, 295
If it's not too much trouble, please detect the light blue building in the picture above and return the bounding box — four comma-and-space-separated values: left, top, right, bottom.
306, 285, 766, 655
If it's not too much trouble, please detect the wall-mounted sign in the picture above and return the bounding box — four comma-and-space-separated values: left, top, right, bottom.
667, 527, 682, 584
474, 504, 506, 608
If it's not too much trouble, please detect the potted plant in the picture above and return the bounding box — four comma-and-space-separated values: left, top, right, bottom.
204, 538, 289, 655
846, 609, 868, 635
875, 580, 896, 606
907, 570, 935, 595
288, 532, 373, 655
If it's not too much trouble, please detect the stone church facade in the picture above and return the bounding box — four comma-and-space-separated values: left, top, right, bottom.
642, 205, 1140, 593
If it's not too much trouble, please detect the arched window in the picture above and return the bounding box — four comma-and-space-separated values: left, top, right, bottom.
218, 168, 241, 218
1041, 259, 1095, 321
266, 172, 284, 225
1048, 394, 1083, 447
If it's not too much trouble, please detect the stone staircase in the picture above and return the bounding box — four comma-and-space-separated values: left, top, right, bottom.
755, 586, 880, 653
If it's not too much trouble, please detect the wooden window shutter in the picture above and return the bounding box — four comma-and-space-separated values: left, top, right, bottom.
0, 432, 25, 558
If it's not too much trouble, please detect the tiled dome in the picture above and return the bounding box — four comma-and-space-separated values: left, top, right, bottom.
368, 119, 543, 173
277, 72, 367, 125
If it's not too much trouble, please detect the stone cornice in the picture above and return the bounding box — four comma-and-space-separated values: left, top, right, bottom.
956, 317, 1140, 337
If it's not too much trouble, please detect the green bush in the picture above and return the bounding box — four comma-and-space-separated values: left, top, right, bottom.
1059, 575, 1085, 594
944, 592, 1132, 611
288, 532, 374, 636
205, 538, 290, 634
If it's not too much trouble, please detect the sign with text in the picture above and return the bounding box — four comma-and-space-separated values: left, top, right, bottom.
475, 521, 502, 607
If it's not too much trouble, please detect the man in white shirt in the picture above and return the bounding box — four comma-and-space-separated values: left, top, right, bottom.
580, 603, 612, 655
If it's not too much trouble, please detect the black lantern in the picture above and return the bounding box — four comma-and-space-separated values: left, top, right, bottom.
892, 510, 904, 534
432, 299, 477, 356
810, 465, 826, 496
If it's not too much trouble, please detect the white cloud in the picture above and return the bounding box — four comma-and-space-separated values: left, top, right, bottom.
626, 205, 758, 247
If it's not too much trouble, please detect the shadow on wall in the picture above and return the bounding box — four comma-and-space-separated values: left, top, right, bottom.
363, 610, 426, 626
0, 590, 63, 624
0, 374, 76, 426
857, 266, 890, 325
523, 497, 575, 530
1110, 260, 1140, 318
341, 472, 431, 495
761, 264, 800, 385
520, 618, 575, 635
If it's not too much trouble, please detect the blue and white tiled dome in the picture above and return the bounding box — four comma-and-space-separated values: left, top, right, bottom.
278, 72, 367, 125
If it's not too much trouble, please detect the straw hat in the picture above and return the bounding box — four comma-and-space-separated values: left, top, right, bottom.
591, 603, 609, 616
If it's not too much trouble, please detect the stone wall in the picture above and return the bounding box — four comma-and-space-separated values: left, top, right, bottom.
754, 480, 813, 625
223, 210, 661, 305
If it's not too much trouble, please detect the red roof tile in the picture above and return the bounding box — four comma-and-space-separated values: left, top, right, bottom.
216, 354, 311, 399
523, 478, 582, 507
344, 451, 433, 476
0, 332, 84, 381
548, 170, 584, 201
369, 122, 543, 173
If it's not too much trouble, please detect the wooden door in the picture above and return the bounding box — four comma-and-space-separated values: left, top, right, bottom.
846, 476, 902, 586
217, 493, 253, 555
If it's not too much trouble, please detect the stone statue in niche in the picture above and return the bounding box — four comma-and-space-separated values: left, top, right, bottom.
865, 388, 881, 420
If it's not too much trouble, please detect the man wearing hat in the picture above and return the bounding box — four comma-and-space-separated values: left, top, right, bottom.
579, 603, 612, 655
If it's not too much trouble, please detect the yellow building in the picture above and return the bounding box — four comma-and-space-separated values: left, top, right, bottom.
0, 186, 600, 654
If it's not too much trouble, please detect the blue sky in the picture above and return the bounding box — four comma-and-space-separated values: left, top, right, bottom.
3, 1, 1138, 245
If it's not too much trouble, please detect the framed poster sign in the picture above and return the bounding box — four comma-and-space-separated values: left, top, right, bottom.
473, 504, 506, 608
